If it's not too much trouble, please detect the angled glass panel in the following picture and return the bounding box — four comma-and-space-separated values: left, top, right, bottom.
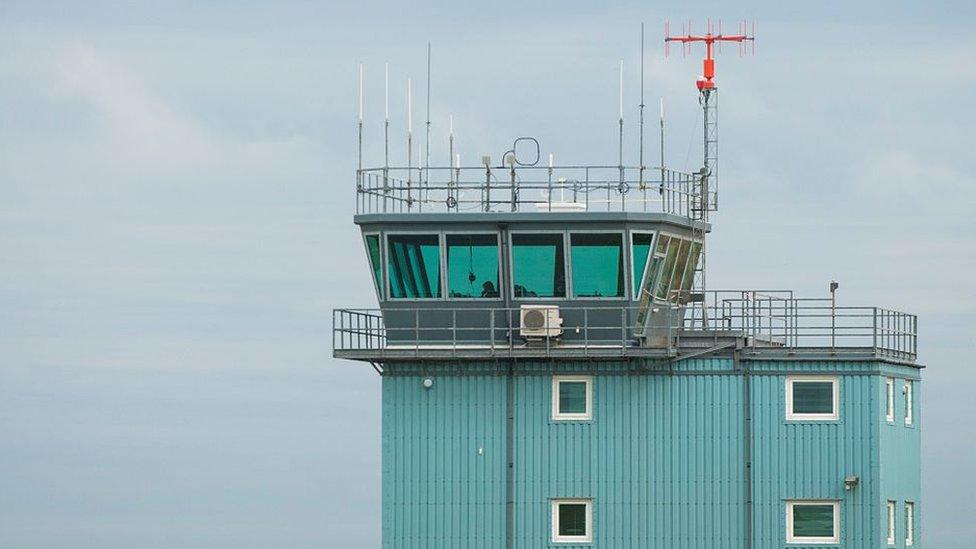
558, 382, 587, 414
680, 241, 702, 298
654, 237, 680, 300
571, 233, 624, 298
792, 381, 834, 414
446, 234, 499, 298
792, 504, 835, 538
668, 239, 691, 295
512, 234, 565, 298
387, 234, 441, 298
364, 234, 382, 297
631, 233, 654, 294
558, 504, 587, 536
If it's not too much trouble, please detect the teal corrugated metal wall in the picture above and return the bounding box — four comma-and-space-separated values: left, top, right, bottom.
879, 364, 922, 549
380, 358, 920, 548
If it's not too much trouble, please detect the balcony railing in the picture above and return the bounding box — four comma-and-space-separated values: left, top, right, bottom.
332, 292, 917, 362
355, 165, 713, 219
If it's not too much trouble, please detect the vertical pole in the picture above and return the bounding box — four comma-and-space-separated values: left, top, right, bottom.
659, 98, 665, 195
407, 77, 413, 209
449, 114, 454, 210
383, 62, 389, 213
358, 63, 364, 172
425, 43, 432, 204
639, 23, 646, 200
618, 59, 625, 210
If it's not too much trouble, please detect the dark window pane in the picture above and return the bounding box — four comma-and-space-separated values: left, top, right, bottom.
365, 234, 382, 297
631, 233, 655, 294
793, 504, 834, 538
558, 382, 587, 414
447, 234, 499, 298
571, 233, 624, 298
558, 504, 587, 536
512, 234, 565, 298
792, 382, 834, 414
387, 234, 440, 298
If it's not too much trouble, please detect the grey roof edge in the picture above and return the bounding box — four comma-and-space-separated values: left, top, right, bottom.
353, 211, 711, 231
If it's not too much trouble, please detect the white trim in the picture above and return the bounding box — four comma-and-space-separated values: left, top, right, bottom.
785, 500, 840, 544
885, 378, 895, 423
905, 501, 914, 546
785, 376, 839, 421
886, 500, 896, 545
551, 498, 592, 543
904, 380, 914, 426
552, 375, 593, 421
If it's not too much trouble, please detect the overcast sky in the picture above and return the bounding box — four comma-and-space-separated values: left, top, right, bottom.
1, 1, 973, 547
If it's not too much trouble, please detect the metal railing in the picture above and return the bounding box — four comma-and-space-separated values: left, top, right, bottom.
355, 165, 714, 219
333, 293, 917, 361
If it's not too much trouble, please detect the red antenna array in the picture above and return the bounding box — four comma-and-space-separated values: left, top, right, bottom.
665, 19, 755, 90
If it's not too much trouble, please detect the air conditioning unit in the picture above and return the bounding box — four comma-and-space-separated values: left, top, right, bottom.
519, 305, 563, 339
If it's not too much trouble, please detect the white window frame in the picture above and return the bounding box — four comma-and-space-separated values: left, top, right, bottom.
904, 380, 914, 426
886, 500, 896, 545
905, 501, 914, 546
786, 500, 840, 544
551, 498, 592, 543
552, 376, 593, 421
785, 376, 839, 421
885, 378, 895, 423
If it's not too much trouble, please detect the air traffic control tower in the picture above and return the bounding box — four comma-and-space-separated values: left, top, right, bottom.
334, 44, 921, 548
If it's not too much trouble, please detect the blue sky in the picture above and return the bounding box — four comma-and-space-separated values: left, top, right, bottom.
1, 1, 973, 547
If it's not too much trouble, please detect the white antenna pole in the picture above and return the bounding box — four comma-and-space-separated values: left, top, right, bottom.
425, 43, 431, 202
384, 62, 389, 171
407, 77, 413, 201
618, 59, 624, 207
358, 63, 364, 172
448, 114, 454, 185
639, 22, 646, 202
659, 97, 666, 192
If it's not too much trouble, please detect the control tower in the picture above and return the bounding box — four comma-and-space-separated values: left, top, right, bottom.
333, 48, 921, 548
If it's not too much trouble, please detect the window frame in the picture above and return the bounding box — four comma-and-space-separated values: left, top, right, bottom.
785, 500, 840, 544
568, 230, 628, 300
785, 376, 840, 421
509, 230, 569, 301
362, 231, 384, 300
551, 498, 593, 543
551, 375, 593, 421
886, 500, 896, 545
444, 231, 503, 301
904, 380, 914, 426
629, 230, 657, 303
885, 378, 895, 423
905, 501, 914, 546
384, 231, 446, 301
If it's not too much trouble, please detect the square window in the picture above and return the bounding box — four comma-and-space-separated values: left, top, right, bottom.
446, 234, 499, 298
905, 502, 914, 546
570, 233, 625, 298
904, 380, 914, 426
552, 376, 592, 421
786, 500, 839, 544
886, 378, 895, 423
387, 234, 441, 299
786, 377, 839, 421
512, 233, 566, 298
887, 500, 896, 545
552, 499, 592, 543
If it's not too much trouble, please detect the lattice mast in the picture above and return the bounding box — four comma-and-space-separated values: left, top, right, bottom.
666, 20, 755, 327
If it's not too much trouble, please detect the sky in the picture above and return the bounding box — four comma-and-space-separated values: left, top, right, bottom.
0, 1, 973, 547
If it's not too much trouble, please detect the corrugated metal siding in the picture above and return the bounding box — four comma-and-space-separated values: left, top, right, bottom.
879, 369, 922, 548
380, 358, 920, 548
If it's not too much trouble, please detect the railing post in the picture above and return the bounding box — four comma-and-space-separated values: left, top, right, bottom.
872, 307, 878, 356
452, 309, 457, 358
583, 309, 589, 358
621, 308, 627, 355
415, 309, 420, 357
489, 309, 495, 356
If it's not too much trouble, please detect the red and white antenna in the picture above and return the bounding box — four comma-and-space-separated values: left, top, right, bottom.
665, 19, 755, 90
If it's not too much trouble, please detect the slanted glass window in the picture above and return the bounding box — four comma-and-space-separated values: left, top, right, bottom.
887, 500, 896, 545
512, 233, 565, 298
904, 380, 913, 426
446, 234, 499, 298
679, 241, 702, 301
655, 236, 680, 300
364, 234, 383, 297
786, 377, 838, 421
387, 234, 441, 299
570, 233, 624, 298
786, 501, 839, 544
631, 232, 655, 293
551, 499, 592, 543
552, 376, 592, 421
905, 502, 914, 546
669, 239, 692, 297
886, 378, 895, 423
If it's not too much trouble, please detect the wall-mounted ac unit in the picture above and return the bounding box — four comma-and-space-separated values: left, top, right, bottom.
519, 305, 563, 339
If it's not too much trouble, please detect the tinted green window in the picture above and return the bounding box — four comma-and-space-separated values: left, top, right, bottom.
558, 382, 587, 414
631, 233, 654, 294
512, 234, 565, 298
387, 234, 441, 298
571, 233, 624, 298
446, 234, 499, 298
558, 504, 587, 536
364, 234, 382, 296
792, 504, 835, 538
655, 237, 680, 300
793, 381, 834, 414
